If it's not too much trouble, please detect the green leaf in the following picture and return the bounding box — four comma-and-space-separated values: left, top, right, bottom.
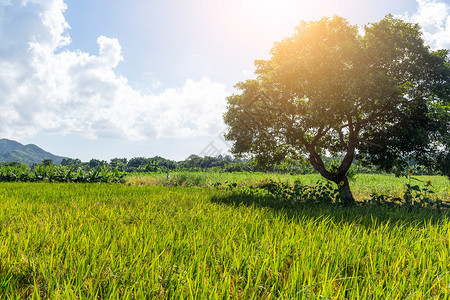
410, 177, 422, 182
410, 185, 421, 191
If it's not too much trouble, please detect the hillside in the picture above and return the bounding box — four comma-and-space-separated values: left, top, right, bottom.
0, 139, 67, 165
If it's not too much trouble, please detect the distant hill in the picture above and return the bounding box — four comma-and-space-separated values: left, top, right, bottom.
0, 139, 68, 165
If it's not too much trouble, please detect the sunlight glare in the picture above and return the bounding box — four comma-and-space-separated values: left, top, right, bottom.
238, 0, 314, 27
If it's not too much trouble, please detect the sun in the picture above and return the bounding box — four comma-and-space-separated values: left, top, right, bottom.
238, 0, 313, 26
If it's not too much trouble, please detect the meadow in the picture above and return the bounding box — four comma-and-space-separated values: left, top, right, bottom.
0, 173, 449, 299
126, 172, 450, 201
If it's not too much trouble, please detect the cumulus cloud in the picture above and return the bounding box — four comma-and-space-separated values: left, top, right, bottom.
0, 0, 228, 140
399, 0, 450, 49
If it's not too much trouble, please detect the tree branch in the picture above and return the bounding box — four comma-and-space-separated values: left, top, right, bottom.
311, 125, 331, 146
338, 128, 346, 147
358, 139, 382, 147
303, 143, 335, 181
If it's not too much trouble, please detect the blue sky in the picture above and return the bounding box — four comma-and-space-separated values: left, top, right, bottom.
0, 0, 449, 161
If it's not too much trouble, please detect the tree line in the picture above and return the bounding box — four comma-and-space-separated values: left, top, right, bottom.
0, 155, 438, 176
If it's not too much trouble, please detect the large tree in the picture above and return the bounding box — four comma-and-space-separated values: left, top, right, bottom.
224, 15, 450, 205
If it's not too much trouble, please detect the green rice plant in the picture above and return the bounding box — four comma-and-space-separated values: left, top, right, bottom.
0, 183, 449, 298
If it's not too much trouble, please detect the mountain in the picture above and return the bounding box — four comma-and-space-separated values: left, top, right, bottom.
0, 139, 68, 165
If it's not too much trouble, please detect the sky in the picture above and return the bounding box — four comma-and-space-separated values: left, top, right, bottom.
0, 0, 449, 162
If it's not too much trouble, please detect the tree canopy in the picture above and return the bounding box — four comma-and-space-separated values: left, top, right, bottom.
224, 15, 450, 205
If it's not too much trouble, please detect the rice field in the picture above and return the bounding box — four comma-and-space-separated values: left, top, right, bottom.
0, 174, 449, 298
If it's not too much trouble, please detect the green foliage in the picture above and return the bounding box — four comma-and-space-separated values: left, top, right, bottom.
164, 172, 206, 187
60, 157, 82, 166
126, 157, 149, 171
0, 162, 126, 183
218, 179, 343, 206
215, 172, 447, 209
5, 152, 443, 177
144, 157, 161, 172
109, 157, 127, 171
327, 159, 357, 181
88, 158, 106, 169
369, 171, 445, 209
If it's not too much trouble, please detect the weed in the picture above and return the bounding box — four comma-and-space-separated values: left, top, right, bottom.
369, 170, 446, 209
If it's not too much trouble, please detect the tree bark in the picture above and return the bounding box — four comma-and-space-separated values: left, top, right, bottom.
305, 144, 357, 206
336, 177, 356, 206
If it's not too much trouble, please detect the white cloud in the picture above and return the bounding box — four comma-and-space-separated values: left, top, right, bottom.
0, 0, 229, 140
399, 0, 450, 49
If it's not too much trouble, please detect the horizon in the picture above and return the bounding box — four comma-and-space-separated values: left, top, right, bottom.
0, 137, 233, 162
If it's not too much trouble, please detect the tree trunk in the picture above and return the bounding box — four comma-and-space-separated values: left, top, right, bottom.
305, 138, 358, 206
337, 177, 356, 206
